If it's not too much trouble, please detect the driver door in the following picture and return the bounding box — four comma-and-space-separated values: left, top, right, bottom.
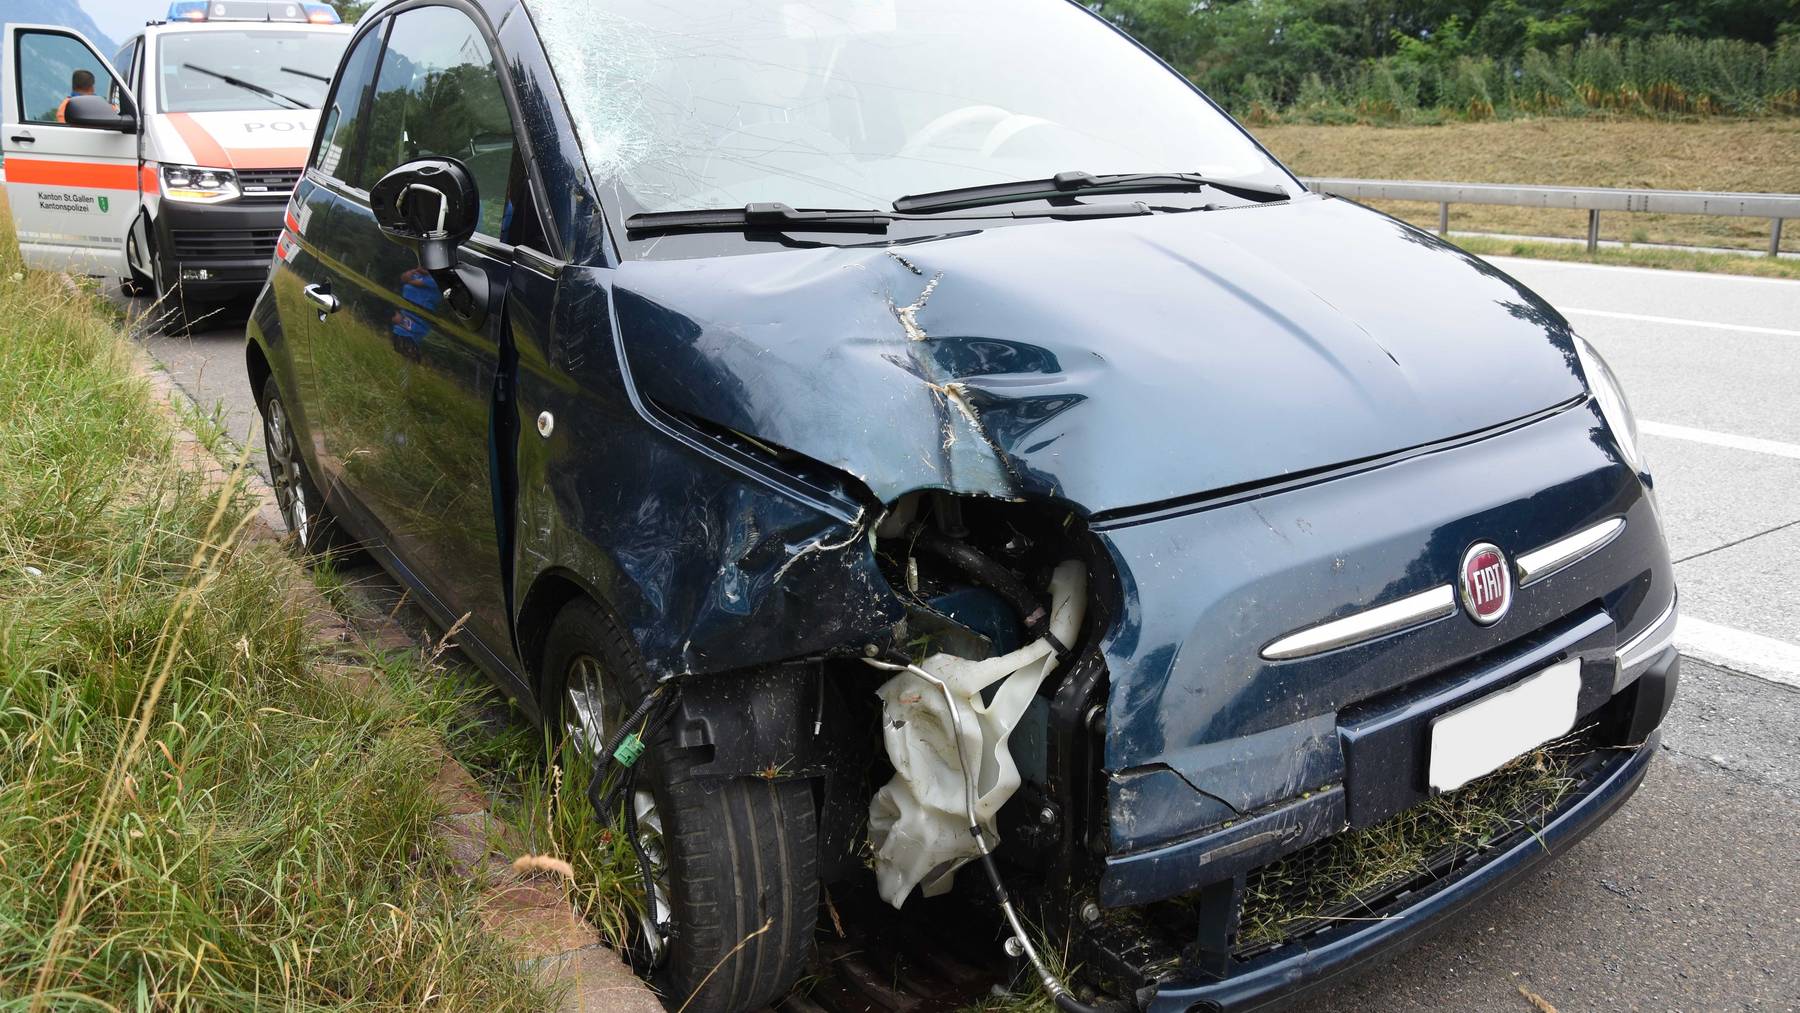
309, 4, 524, 669
2, 25, 141, 276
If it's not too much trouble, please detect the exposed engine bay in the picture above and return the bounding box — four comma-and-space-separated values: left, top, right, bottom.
858, 492, 1102, 1009
867, 545, 1086, 905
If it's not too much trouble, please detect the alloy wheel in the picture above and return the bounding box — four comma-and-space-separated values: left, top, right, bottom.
263, 395, 311, 546
565, 653, 672, 964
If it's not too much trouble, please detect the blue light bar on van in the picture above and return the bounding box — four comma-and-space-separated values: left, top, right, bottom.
165, 0, 341, 23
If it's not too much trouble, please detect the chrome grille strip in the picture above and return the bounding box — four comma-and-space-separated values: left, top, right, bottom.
1261, 517, 1628, 662
1261, 584, 1457, 661
1515, 517, 1626, 585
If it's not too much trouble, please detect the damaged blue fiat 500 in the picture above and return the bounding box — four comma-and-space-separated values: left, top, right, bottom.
250, 0, 1679, 1009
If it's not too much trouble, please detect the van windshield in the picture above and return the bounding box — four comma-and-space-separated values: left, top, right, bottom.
526, 0, 1288, 216
158, 30, 346, 112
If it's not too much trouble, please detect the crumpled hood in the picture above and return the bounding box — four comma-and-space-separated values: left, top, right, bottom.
612, 195, 1585, 515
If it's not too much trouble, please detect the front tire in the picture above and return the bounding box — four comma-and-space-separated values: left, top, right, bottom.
122, 226, 152, 297
150, 242, 208, 335
545, 598, 819, 1013
259, 375, 346, 554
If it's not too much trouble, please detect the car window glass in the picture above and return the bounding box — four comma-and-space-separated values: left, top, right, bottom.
156, 30, 344, 114
16, 31, 117, 125
311, 25, 384, 187
528, 0, 1285, 216
363, 5, 516, 237
112, 39, 139, 96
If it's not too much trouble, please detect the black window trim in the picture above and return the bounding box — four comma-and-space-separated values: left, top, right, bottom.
305, 16, 390, 199
12, 26, 128, 127
307, 0, 561, 259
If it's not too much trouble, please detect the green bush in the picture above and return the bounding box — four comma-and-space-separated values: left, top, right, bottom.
1223, 33, 1800, 123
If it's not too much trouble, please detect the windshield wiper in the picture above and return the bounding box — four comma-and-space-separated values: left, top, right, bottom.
280, 65, 332, 84
181, 64, 309, 109
626, 203, 895, 235
625, 198, 1170, 237
894, 170, 1290, 214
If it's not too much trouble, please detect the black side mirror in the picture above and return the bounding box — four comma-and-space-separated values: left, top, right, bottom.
368, 157, 489, 322
63, 93, 136, 134
369, 157, 481, 271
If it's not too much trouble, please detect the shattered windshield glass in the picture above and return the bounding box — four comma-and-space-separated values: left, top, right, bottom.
524, 0, 1286, 215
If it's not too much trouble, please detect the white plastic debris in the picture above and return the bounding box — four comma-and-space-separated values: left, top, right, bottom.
868, 559, 1087, 907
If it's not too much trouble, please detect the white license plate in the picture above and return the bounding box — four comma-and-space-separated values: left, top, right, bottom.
1428, 659, 1580, 792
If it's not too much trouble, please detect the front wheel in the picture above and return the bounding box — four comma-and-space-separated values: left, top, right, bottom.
150, 243, 209, 335
122, 226, 152, 297
260, 375, 346, 554
545, 598, 819, 1013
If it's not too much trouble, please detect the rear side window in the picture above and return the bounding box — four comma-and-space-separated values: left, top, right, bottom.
112, 38, 140, 93
14, 30, 117, 125
361, 5, 516, 237
310, 25, 385, 188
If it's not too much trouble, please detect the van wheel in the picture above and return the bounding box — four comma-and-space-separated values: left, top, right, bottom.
151, 245, 208, 335
122, 229, 152, 297
260, 375, 346, 555
544, 598, 818, 1013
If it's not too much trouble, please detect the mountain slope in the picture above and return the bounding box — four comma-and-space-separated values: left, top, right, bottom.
6, 0, 119, 57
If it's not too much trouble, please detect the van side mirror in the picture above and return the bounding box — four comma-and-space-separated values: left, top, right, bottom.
369, 157, 480, 271
368, 157, 488, 321
63, 94, 136, 133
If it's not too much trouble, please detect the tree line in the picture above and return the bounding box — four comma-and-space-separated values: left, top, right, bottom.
1090, 0, 1800, 120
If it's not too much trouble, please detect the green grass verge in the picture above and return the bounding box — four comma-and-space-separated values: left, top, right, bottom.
1454, 235, 1800, 280
0, 201, 549, 1007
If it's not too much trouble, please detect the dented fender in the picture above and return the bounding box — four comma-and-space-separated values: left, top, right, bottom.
510, 265, 902, 682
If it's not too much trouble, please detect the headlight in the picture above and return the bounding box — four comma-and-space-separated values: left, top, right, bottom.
1574, 336, 1644, 472
160, 164, 240, 204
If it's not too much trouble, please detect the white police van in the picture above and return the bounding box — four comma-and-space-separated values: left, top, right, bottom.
2, 1, 348, 327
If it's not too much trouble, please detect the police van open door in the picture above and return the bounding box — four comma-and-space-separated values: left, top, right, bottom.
2, 25, 141, 276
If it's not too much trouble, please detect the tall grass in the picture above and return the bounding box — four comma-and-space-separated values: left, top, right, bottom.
0, 202, 548, 1008
1232, 33, 1800, 124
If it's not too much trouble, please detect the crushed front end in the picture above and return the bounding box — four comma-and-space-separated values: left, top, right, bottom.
1045, 399, 1677, 1011
592, 197, 1679, 1011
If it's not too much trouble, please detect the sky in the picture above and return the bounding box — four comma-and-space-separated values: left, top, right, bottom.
80, 0, 170, 47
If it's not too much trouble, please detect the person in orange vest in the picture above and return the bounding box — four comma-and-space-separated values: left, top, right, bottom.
55, 69, 97, 123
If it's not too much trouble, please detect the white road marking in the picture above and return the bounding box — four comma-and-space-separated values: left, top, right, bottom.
1677, 616, 1800, 690
1561, 307, 1800, 338
1640, 421, 1800, 461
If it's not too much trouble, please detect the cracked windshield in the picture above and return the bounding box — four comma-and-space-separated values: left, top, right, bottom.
526, 0, 1287, 214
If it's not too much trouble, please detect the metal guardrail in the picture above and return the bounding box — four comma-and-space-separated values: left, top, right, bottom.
1303, 177, 1800, 257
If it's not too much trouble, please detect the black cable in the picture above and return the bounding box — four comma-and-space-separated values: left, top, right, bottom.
586, 685, 676, 819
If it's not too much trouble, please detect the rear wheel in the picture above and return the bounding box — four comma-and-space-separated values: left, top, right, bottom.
545, 598, 819, 1013
260, 375, 346, 554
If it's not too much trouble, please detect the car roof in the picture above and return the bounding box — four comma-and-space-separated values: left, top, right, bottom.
142, 20, 353, 38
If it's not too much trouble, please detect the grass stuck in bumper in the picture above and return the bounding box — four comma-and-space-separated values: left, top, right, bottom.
1235, 731, 1588, 952
0, 205, 547, 1007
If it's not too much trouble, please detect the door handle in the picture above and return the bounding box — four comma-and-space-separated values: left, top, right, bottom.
8, 133, 34, 144
302, 283, 340, 314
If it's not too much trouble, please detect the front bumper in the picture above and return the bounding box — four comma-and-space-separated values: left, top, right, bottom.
153, 197, 285, 299
1095, 646, 1676, 1012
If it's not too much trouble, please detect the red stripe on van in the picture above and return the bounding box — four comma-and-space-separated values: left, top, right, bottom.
165, 113, 306, 171
3, 158, 139, 190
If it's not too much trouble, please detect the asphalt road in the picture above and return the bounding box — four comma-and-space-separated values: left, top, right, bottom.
120, 254, 1800, 1012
